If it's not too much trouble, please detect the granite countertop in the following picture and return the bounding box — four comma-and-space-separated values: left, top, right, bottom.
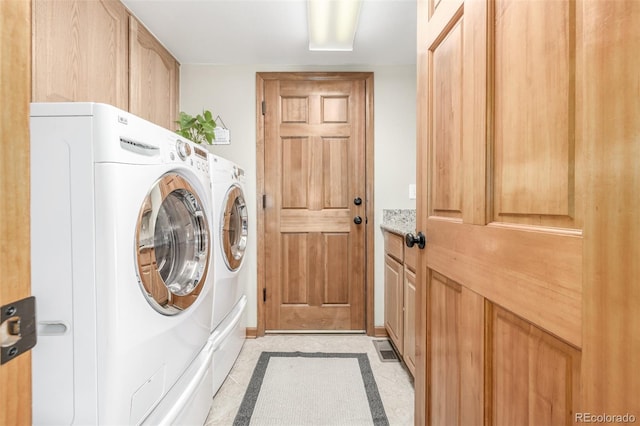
380, 209, 416, 236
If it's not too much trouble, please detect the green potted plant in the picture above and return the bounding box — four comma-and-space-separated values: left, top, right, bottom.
175, 110, 216, 144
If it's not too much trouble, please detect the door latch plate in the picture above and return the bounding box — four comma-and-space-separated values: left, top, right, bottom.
0, 296, 36, 365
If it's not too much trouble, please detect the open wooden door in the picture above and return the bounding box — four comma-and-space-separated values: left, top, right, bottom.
415, 0, 640, 423
1, 1, 32, 423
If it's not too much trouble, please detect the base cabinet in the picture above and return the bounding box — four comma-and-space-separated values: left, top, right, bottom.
383, 230, 416, 376
384, 254, 404, 355
403, 266, 416, 376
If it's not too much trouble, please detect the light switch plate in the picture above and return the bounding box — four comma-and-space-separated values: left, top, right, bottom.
409, 184, 416, 200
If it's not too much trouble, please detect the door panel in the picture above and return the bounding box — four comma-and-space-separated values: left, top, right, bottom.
428, 272, 484, 426
324, 234, 349, 304
429, 273, 461, 426
1, 1, 32, 423
431, 16, 463, 220
263, 76, 367, 331
418, 0, 640, 423
417, 0, 584, 423
493, 0, 579, 228
490, 306, 580, 426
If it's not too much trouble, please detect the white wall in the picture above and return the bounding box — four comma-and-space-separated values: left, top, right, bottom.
180, 64, 416, 329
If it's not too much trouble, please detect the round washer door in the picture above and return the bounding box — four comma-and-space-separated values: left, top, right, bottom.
220, 184, 248, 271
135, 172, 211, 315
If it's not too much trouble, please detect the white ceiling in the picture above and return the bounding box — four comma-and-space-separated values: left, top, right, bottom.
121, 0, 417, 66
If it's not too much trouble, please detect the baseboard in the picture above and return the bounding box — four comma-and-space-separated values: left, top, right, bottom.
247, 327, 385, 339
246, 327, 258, 339
373, 326, 388, 338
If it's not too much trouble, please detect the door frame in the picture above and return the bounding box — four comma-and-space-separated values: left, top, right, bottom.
255, 72, 375, 336
1, 0, 32, 423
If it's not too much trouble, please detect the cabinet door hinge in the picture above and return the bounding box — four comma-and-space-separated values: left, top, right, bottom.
263, 288, 267, 302
262, 194, 267, 209
261, 100, 266, 115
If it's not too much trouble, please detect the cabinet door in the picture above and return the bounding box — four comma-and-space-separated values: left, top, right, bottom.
403, 265, 416, 376
384, 254, 403, 355
129, 16, 179, 130
32, 0, 128, 109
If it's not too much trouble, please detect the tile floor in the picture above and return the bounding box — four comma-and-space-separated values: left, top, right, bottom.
204, 334, 415, 426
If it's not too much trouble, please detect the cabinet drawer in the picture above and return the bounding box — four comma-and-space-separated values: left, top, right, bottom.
405, 244, 417, 272
384, 232, 404, 262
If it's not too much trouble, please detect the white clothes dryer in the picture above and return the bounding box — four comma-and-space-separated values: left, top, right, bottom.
30, 103, 216, 425
209, 154, 248, 396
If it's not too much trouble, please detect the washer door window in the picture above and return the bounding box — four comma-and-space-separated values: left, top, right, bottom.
221, 184, 248, 271
136, 173, 210, 315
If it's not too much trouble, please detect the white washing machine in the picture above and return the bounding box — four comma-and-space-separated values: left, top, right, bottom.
209, 154, 248, 396
30, 102, 216, 425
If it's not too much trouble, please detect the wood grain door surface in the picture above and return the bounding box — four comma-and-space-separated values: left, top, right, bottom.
416, 0, 639, 424
262, 76, 367, 331
1, 1, 32, 423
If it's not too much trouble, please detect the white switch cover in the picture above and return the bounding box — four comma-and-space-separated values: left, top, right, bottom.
409, 184, 417, 200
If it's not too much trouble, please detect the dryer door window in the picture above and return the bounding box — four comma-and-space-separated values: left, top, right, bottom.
135, 172, 211, 315
221, 184, 248, 271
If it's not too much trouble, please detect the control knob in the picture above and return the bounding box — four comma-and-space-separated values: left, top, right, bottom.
176, 140, 191, 160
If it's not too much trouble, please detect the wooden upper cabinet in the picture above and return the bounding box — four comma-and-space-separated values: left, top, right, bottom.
32, 0, 180, 130
129, 16, 180, 130
32, 0, 129, 109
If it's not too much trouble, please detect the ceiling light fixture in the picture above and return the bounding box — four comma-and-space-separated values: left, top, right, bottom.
307, 0, 363, 51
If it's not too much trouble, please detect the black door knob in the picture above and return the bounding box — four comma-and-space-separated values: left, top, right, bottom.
354, 216, 363, 225
405, 232, 426, 249
354, 197, 362, 206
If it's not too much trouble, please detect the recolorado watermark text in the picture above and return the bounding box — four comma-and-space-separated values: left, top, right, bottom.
576, 413, 636, 423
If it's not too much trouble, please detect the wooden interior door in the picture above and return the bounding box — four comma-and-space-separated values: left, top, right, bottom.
1, 1, 32, 423
414, 0, 640, 423
261, 74, 367, 331
418, 0, 584, 421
